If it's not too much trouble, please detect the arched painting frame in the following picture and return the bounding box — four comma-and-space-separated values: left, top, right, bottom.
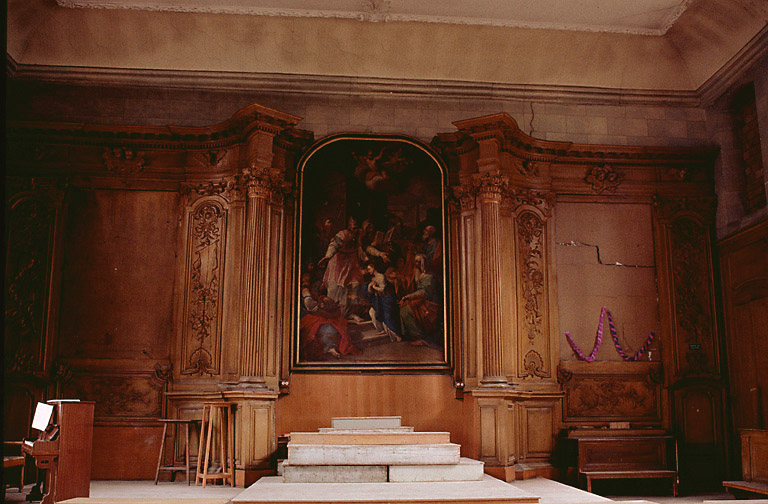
292, 134, 450, 371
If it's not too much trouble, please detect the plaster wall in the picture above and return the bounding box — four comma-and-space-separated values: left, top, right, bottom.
554, 203, 660, 362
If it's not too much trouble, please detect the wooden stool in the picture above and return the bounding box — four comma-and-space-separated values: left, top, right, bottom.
155, 419, 199, 485
196, 402, 234, 488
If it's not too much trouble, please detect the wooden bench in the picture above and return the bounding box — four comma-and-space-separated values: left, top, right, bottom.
568, 431, 678, 496
723, 429, 768, 498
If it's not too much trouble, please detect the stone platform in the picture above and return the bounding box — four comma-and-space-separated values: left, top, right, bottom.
232, 475, 540, 504
287, 443, 461, 466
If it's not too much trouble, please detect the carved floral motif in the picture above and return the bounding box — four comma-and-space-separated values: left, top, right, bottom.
584, 164, 625, 193
182, 202, 225, 376
517, 211, 545, 343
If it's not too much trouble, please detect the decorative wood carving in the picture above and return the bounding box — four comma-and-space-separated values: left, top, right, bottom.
584, 164, 625, 193
559, 362, 663, 423
62, 369, 166, 422
191, 149, 228, 168
654, 196, 719, 379
182, 175, 244, 202
181, 201, 227, 376
5, 179, 66, 377
103, 147, 146, 174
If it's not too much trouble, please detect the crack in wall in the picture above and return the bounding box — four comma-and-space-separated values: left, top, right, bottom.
557, 240, 654, 268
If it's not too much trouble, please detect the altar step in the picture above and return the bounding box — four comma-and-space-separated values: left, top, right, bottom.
287, 443, 461, 466
282, 457, 484, 483
232, 475, 541, 504
289, 431, 451, 445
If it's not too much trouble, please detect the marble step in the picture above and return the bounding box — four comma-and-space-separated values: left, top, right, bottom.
331, 416, 402, 430
289, 431, 451, 445
318, 427, 414, 434
282, 463, 388, 483
232, 475, 540, 504
388, 457, 485, 482
287, 443, 461, 466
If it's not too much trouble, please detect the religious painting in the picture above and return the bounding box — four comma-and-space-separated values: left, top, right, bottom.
293, 135, 450, 370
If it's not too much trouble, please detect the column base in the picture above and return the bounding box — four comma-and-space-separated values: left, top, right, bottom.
484, 464, 516, 482
514, 462, 560, 480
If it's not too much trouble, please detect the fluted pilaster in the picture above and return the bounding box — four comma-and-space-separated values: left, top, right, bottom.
239, 165, 276, 382
476, 172, 508, 385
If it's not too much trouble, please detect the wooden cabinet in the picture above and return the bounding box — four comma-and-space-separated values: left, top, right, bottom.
565, 430, 678, 495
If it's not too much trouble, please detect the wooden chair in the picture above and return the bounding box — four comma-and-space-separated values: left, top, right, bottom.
3, 441, 25, 492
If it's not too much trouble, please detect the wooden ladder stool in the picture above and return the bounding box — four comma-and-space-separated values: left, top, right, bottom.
155, 418, 199, 485
196, 402, 235, 487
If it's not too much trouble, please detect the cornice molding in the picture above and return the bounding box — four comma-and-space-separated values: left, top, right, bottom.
4, 57, 700, 107
53, 0, 691, 36
5, 22, 766, 109
697, 24, 768, 107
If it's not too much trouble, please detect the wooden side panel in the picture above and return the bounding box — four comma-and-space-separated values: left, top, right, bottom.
276, 373, 464, 443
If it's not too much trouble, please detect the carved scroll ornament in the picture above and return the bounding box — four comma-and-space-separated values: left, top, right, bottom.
517, 211, 546, 344
181, 202, 225, 376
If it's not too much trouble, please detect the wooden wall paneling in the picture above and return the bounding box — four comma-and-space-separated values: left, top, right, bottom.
500, 201, 518, 381
718, 220, 768, 432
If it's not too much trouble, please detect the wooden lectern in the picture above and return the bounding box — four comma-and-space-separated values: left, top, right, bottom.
21, 400, 94, 504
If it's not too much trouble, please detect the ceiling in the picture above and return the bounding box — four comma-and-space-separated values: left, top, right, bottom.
7, 0, 768, 101
54, 0, 694, 35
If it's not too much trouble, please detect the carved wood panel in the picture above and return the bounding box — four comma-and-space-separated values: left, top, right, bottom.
512, 195, 553, 380
559, 362, 663, 423
61, 368, 168, 423
669, 217, 718, 375
5, 182, 62, 376
180, 199, 228, 376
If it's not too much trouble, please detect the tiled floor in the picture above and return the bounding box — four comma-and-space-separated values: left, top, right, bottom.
3, 478, 737, 504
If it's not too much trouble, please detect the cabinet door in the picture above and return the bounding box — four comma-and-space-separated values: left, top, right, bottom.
674, 384, 726, 492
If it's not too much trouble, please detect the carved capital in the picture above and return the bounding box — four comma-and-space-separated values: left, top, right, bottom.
242, 164, 290, 202
103, 147, 146, 174
584, 164, 624, 193
449, 183, 477, 212
473, 172, 508, 203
